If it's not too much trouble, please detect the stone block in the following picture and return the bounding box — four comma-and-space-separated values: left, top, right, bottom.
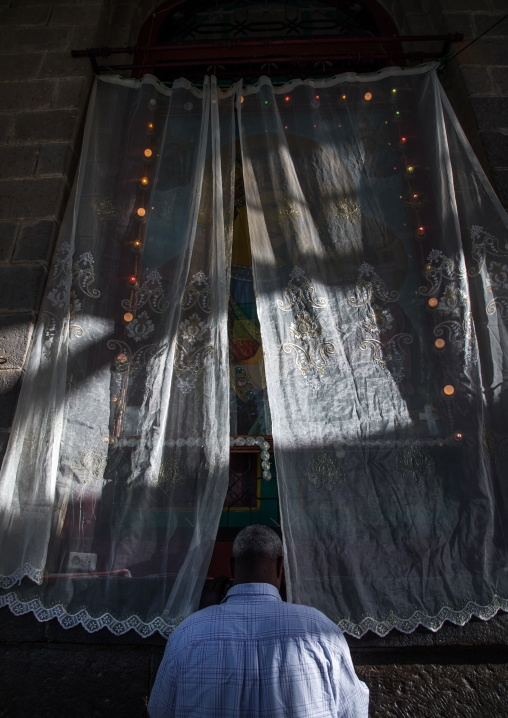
110, 3, 141, 28
479, 130, 508, 170
0, 26, 71, 55
0, 606, 45, 643
50, 3, 103, 27
0, 80, 56, 112
492, 168, 508, 209
0, 313, 34, 370
67, 24, 103, 51
0, 114, 14, 144
443, 12, 474, 38
458, 38, 508, 66
491, 67, 508, 95
0, 145, 38, 180
106, 23, 136, 48
54, 78, 88, 110
0, 6, 51, 25
149, 647, 165, 688
0, 264, 46, 313
0, 54, 43, 83
12, 219, 59, 263
0, 645, 151, 717
472, 12, 508, 37
14, 109, 80, 143
404, 13, 436, 35
460, 65, 495, 96
469, 97, 508, 131
0, 222, 18, 263
35, 143, 76, 178
0, 369, 22, 428
357, 663, 508, 718
0, 177, 67, 220
39, 51, 92, 80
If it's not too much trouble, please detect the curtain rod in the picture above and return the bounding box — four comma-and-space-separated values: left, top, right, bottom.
71, 33, 462, 75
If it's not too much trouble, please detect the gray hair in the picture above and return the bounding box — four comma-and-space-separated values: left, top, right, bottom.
232, 525, 283, 563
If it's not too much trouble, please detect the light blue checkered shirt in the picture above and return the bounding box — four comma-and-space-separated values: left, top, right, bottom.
148, 583, 369, 718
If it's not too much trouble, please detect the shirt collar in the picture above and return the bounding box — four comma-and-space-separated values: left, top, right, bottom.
221, 582, 282, 603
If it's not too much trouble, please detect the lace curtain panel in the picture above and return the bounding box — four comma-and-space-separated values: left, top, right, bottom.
1, 64, 507, 637
0, 75, 236, 634
239, 66, 508, 635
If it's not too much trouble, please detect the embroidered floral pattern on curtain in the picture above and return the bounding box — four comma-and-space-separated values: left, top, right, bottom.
1, 65, 508, 637
0, 74, 236, 635
238, 65, 508, 636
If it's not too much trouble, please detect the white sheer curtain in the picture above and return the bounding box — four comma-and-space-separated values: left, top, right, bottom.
239, 65, 508, 635
0, 75, 236, 635
2, 65, 508, 639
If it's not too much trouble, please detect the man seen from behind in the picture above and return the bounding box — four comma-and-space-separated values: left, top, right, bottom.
148, 524, 369, 717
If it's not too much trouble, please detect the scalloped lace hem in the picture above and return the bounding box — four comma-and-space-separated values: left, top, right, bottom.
1, 589, 507, 638
0, 592, 181, 637
0, 563, 44, 589
338, 594, 508, 638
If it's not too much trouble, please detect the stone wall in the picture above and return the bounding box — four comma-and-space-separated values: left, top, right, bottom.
0, 1, 507, 715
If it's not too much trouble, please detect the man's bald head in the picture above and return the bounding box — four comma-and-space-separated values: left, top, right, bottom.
230, 525, 284, 590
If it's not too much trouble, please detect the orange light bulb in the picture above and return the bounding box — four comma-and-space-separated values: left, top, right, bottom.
144, 148, 152, 158
435, 338, 445, 349
364, 92, 372, 101
428, 298, 438, 308
141, 176, 149, 186
124, 312, 133, 322
444, 385, 455, 396
137, 208, 146, 218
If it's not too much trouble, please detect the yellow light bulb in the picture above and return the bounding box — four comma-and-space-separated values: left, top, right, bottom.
141, 176, 149, 186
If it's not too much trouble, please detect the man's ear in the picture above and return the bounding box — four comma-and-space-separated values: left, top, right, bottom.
276, 555, 284, 579
229, 556, 235, 578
